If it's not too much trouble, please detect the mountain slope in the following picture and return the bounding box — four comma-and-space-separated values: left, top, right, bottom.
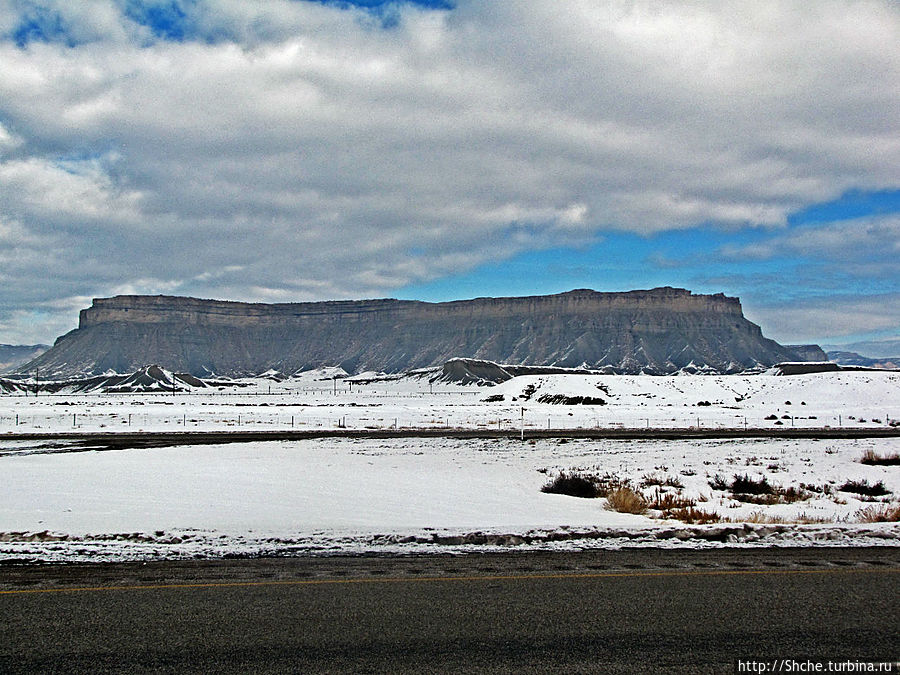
0, 344, 48, 374
21, 288, 801, 377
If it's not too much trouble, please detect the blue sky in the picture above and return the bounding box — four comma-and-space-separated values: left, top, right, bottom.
0, 1, 898, 355
398, 189, 900, 347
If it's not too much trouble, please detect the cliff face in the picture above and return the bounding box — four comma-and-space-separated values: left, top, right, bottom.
0, 344, 48, 374
23, 287, 798, 377
784, 344, 828, 362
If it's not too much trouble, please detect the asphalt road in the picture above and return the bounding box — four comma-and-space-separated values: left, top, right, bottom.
2, 548, 898, 673
4, 425, 900, 453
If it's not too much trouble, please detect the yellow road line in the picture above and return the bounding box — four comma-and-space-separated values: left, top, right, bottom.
1, 565, 896, 596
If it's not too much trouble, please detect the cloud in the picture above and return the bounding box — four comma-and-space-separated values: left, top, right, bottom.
0, 0, 898, 342
718, 214, 900, 264
747, 293, 900, 345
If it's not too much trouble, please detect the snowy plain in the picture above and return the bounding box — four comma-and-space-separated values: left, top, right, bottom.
1, 369, 898, 561
2, 367, 899, 433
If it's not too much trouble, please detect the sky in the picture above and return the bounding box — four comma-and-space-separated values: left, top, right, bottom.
0, 0, 898, 356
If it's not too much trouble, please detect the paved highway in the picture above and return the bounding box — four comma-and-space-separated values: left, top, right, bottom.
4, 425, 900, 451
2, 548, 898, 673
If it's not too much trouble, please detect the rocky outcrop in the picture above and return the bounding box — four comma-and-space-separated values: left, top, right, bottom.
784, 344, 827, 362
827, 351, 900, 370
21, 287, 800, 377
0, 344, 48, 374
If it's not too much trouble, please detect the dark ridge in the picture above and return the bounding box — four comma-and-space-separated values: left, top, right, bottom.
19, 288, 799, 377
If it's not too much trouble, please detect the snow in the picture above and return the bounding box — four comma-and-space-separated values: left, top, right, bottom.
1, 370, 898, 433
1, 370, 898, 561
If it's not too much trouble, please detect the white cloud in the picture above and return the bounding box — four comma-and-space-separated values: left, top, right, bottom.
0, 0, 898, 342
719, 214, 900, 264
749, 294, 900, 344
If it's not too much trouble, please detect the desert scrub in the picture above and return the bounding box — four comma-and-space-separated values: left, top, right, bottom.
541, 472, 601, 498
708, 473, 812, 505
646, 489, 696, 511
605, 487, 648, 515
730, 473, 774, 495
859, 449, 900, 466
666, 507, 721, 524
838, 479, 891, 497
742, 510, 788, 524
855, 503, 900, 523
640, 473, 684, 489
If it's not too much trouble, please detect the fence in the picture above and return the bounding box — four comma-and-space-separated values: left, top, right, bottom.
0, 409, 889, 434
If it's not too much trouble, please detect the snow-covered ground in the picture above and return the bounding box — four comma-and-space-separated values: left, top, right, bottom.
1, 370, 898, 561
1, 369, 898, 433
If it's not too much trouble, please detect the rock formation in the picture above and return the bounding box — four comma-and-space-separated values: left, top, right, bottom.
21, 287, 804, 377
783, 344, 827, 362
0, 344, 48, 374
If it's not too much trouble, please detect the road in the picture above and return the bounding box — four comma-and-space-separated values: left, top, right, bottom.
4, 425, 900, 451
2, 547, 898, 673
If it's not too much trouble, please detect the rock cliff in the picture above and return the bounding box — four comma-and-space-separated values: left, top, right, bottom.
21, 287, 802, 377
0, 344, 48, 374
783, 344, 828, 362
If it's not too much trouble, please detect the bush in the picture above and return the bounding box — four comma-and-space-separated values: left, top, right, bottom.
709, 474, 730, 491
667, 507, 721, 524
732, 492, 780, 505
731, 474, 774, 495
709, 473, 811, 504
838, 479, 891, 497
646, 489, 696, 511
541, 472, 600, 498
640, 473, 684, 489
780, 486, 813, 503
743, 510, 787, 524
859, 449, 900, 466
855, 504, 900, 522
605, 487, 648, 514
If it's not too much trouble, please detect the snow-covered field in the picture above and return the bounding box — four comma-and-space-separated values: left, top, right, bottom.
1, 368, 899, 433
1, 370, 898, 561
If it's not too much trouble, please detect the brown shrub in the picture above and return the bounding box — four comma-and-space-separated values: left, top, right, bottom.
743, 510, 787, 524
855, 504, 900, 523
605, 487, 648, 515
646, 489, 696, 511
667, 507, 721, 524
859, 449, 900, 466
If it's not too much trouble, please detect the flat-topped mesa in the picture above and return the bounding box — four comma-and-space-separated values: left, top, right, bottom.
80, 287, 743, 329
28, 287, 787, 378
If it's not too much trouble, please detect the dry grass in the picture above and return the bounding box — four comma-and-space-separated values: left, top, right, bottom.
709, 473, 813, 505
780, 486, 814, 503
859, 449, 900, 466
646, 489, 696, 511
742, 510, 788, 524
855, 503, 900, 523
640, 473, 684, 489
733, 510, 839, 524
793, 512, 841, 524
605, 487, 648, 515
666, 507, 721, 524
